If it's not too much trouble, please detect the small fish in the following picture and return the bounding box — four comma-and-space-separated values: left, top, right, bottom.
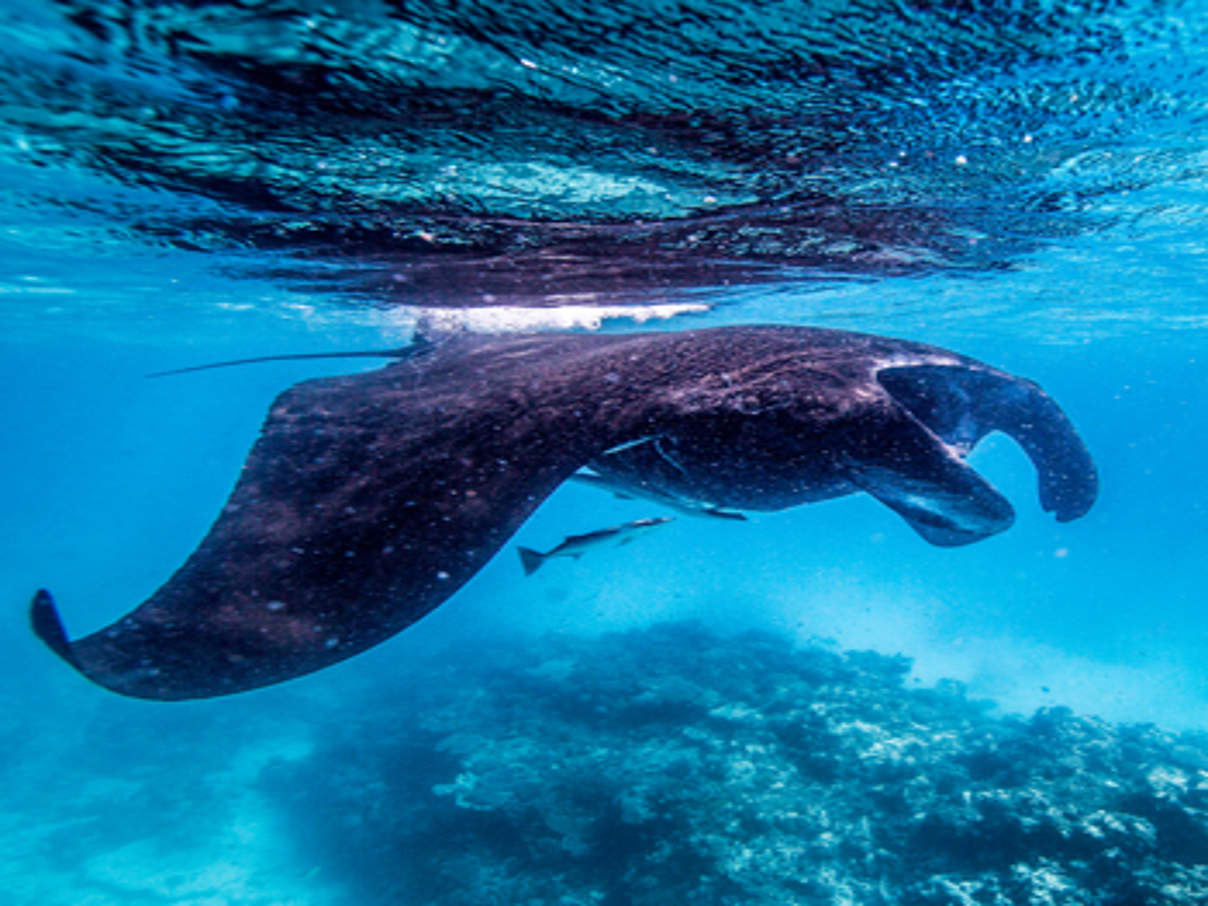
516, 517, 674, 576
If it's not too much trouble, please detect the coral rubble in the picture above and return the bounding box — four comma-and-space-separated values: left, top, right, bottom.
260, 622, 1208, 905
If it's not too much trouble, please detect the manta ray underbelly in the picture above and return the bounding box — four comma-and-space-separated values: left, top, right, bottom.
586, 421, 855, 513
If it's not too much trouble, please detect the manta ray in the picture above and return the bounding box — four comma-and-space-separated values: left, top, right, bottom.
30, 325, 1097, 700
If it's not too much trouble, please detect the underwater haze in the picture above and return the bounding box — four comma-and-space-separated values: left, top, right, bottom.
3, 0, 1208, 903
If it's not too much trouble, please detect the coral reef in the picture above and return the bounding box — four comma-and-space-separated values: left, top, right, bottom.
259, 623, 1208, 905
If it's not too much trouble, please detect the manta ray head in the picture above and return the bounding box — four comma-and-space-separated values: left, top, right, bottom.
870, 362, 1098, 541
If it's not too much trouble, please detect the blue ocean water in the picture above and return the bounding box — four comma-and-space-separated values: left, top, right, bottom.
3, 1, 1208, 903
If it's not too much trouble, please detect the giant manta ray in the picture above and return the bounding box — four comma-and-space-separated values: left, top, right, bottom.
31, 325, 1097, 700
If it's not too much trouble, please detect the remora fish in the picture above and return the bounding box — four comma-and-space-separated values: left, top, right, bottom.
517, 517, 674, 576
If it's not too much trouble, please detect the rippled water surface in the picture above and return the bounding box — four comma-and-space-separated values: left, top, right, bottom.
3, 2, 1208, 904
3, 0, 1207, 318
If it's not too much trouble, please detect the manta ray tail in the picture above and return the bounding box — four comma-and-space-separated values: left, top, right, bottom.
146, 338, 431, 378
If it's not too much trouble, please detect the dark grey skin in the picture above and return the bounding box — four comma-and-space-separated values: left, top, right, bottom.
30, 325, 1097, 700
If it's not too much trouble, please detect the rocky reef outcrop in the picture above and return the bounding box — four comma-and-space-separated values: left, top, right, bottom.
260, 622, 1208, 905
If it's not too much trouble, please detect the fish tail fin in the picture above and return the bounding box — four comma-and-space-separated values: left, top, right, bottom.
517, 547, 546, 576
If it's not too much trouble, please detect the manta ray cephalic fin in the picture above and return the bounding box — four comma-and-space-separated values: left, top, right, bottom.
845, 406, 1016, 547
876, 365, 1097, 524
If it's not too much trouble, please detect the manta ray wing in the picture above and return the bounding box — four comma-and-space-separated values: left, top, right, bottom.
31, 344, 625, 700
